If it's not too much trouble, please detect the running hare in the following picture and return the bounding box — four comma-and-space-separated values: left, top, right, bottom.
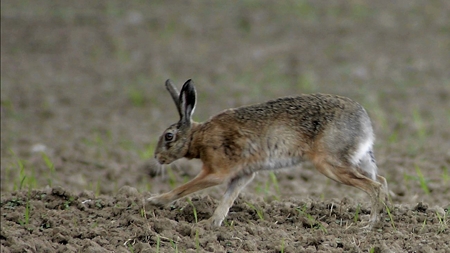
149, 79, 388, 229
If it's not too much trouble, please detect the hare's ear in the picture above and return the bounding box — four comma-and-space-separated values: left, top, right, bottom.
165, 79, 182, 117
179, 79, 197, 125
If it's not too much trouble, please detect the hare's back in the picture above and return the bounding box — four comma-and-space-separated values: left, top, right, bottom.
231, 94, 369, 127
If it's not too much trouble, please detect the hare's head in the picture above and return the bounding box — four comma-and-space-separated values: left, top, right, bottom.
154, 79, 197, 164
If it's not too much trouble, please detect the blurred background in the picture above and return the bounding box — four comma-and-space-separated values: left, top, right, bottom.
1, 0, 449, 206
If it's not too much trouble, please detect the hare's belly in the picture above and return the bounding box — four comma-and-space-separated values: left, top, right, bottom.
241, 156, 304, 175
261, 156, 304, 170
240, 135, 305, 172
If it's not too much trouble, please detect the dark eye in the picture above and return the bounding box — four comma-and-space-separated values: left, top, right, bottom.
164, 132, 174, 141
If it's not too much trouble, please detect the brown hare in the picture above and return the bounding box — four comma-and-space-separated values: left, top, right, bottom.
148, 79, 389, 229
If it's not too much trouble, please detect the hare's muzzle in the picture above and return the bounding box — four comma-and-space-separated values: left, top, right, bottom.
154, 154, 167, 164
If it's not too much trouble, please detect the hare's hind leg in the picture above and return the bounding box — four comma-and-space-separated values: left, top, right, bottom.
376, 174, 390, 207
313, 159, 384, 229
209, 173, 255, 227
147, 164, 225, 207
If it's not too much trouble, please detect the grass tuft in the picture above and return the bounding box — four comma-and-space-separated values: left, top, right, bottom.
156, 235, 160, 253
353, 204, 361, 223
442, 166, 449, 183
195, 229, 200, 253
280, 238, 285, 253
186, 198, 198, 223
415, 165, 430, 195
436, 211, 448, 234
268, 172, 281, 197
41, 152, 56, 187
19, 199, 31, 226
384, 204, 396, 230
297, 205, 327, 233
246, 202, 264, 221
8, 149, 37, 191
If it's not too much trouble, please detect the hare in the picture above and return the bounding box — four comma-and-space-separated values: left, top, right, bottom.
148, 79, 389, 229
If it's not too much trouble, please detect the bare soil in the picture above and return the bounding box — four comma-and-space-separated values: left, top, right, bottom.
1, 1, 449, 252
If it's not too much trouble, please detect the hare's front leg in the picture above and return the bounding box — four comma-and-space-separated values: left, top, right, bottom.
147, 165, 225, 207
209, 173, 255, 227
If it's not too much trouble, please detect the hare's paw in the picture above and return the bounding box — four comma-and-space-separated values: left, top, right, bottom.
146, 195, 169, 208
207, 214, 226, 228
193, 217, 223, 230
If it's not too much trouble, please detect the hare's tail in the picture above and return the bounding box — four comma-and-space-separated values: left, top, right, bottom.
358, 149, 377, 181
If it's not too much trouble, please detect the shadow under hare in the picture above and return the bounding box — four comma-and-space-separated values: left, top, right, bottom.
148, 79, 389, 230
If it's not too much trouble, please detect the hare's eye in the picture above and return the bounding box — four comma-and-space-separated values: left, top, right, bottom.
164, 132, 174, 142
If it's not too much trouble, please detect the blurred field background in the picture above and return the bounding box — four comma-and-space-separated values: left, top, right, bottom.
1, 0, 449, 207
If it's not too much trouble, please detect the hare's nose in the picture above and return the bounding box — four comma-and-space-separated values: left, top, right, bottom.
154, 154, 165, 164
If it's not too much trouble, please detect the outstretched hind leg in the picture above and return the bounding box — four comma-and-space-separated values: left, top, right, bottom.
313, 160, 384, 229
376, 174, 390, 208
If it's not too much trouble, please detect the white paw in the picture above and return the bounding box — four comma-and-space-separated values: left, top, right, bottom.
209, 216, 224, 228
146, 196, 166, 207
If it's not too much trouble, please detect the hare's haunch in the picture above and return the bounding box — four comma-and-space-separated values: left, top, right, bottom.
149, 79, 389, 229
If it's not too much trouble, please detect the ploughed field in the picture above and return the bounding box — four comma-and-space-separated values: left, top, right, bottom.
1, 1, 449, 252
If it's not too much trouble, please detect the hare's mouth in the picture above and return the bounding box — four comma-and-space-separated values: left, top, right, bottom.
154, 154, 168, 164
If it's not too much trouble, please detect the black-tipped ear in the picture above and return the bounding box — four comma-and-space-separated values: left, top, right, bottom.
165, 79, 182, 117
179, 79, 197, 124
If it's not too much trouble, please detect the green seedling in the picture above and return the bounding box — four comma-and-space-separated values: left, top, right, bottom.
95, 199, 103, 209
8, 149, 28, 191
156, 235, 160, 253
14, 157, 37, 191
195, 229, 200, 253
436, 211, 448, 234
140, 208, 146, 218
223, 219, 235, 228
442, 166, 449, 183
19, 163, 26, 190
415, 165, 430, 195
87, 181, 102, 196
297, 205, 327, 233
255, 172, 281, 200
19, 199, 31, 226
420, 218, 427, 233
170, 238, 179, 252
246, 202, 264, 221
297, 205, 315, 229
384, 204, 396, 230
4, 199, 23, 210
64, 196, 75, 210
268, 171, 281, 197
280, 238, 285, 253
186, 198, 198, 223
41, 152, 55, 187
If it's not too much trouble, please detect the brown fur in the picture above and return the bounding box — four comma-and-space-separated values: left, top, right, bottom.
149, 79, 389, 229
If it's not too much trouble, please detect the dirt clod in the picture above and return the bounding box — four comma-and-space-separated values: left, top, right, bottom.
2, 1, 450, 252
